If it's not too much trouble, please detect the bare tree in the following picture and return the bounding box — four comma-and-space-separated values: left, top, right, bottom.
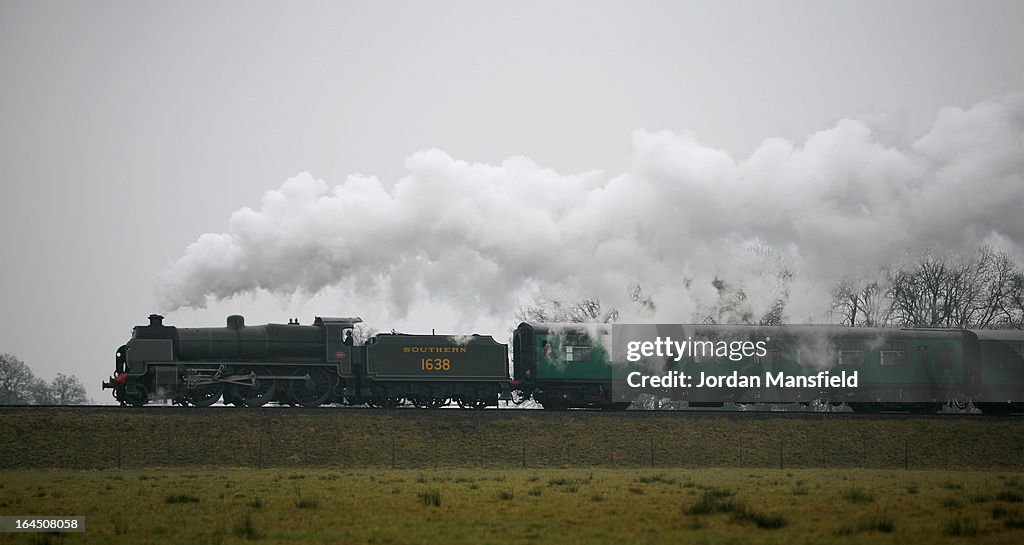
28, 377, 56, 404
695, 275, 790, 326
833, 246, 1024, 329
515, 292, 617, 323
831, 278, 892, 327
1000, 270, 1024, 329
627, 282, 657, 314
696, 277, 755, 325
974, 250, 1023, 329
514, 282, 661, 324
351, 323, 379, 344
48, 373, 88, 405
0, 353, 35, 404
0, 354, 90, 405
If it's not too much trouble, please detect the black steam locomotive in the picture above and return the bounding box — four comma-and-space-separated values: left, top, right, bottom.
103, 314, 510, 408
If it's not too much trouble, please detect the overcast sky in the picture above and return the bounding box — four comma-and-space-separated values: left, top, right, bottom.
1, 0, 1022, 403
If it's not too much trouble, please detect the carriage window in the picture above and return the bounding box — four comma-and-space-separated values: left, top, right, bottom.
565, 345, 592, 362
987, 347, 1006, 368
880, 341, 906, 366
563, 333, 592, 362
837, 340, 863, 366
1009, 343, 1024, 368
936, 343, 954, 369
838, 350, 864, 365
916, 345, 930, 365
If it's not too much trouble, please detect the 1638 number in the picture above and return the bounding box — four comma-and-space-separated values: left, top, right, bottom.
421, 358, 451, 371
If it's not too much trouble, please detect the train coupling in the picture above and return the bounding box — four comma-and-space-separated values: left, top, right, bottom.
102, 373, 128, 390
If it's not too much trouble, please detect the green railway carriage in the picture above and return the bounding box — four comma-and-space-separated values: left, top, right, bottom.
510, 322, 1024, 413
104, 315, 511, 409
973, 329, 1024, 414
512, 323, 633, 410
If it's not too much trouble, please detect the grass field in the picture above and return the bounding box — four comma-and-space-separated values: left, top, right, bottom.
1, 409, 1021, 542
1, 467, 1023, 544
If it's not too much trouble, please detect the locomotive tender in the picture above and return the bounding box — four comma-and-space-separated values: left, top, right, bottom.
104, 315, 1024, 414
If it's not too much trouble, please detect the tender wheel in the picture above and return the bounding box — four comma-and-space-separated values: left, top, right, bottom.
232, 367, 276, 407
289, 367, 333, 408
430, 397, 449, 408
456, 396, 489, 409
411, 395, 430, 409
186, 383, 223, 407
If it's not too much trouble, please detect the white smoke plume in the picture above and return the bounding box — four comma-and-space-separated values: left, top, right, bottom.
157, 93, 1024, 325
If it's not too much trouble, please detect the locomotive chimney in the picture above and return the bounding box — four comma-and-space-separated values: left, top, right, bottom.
227, 315, 245, 329
148, 314, 164, 327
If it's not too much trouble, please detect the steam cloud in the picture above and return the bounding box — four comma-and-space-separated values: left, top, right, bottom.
157, 93, 1024, 324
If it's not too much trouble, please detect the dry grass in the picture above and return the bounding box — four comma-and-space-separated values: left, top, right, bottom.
1, 467, 1023, 544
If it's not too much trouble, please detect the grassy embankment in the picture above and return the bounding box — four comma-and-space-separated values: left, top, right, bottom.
0, 409, 1020, 470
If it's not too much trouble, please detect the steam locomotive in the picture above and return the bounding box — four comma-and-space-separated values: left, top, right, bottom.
103, 315, 1024, 414
103, 314, 510, 409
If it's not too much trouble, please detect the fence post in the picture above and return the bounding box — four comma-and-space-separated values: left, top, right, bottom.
779, 438, 784, 470
861, 437, 866, 468
521, 436, 526, 468
737, 434, 742, 467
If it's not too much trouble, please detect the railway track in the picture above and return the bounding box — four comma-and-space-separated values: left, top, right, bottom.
0, 404, 1016, 419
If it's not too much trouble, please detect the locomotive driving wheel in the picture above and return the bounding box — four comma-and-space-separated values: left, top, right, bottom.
126, 383, 149, 407
231, 367, 276, 407
289, 367, 332, 408
185, 383, 223, 407
510, 389, 530, 405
